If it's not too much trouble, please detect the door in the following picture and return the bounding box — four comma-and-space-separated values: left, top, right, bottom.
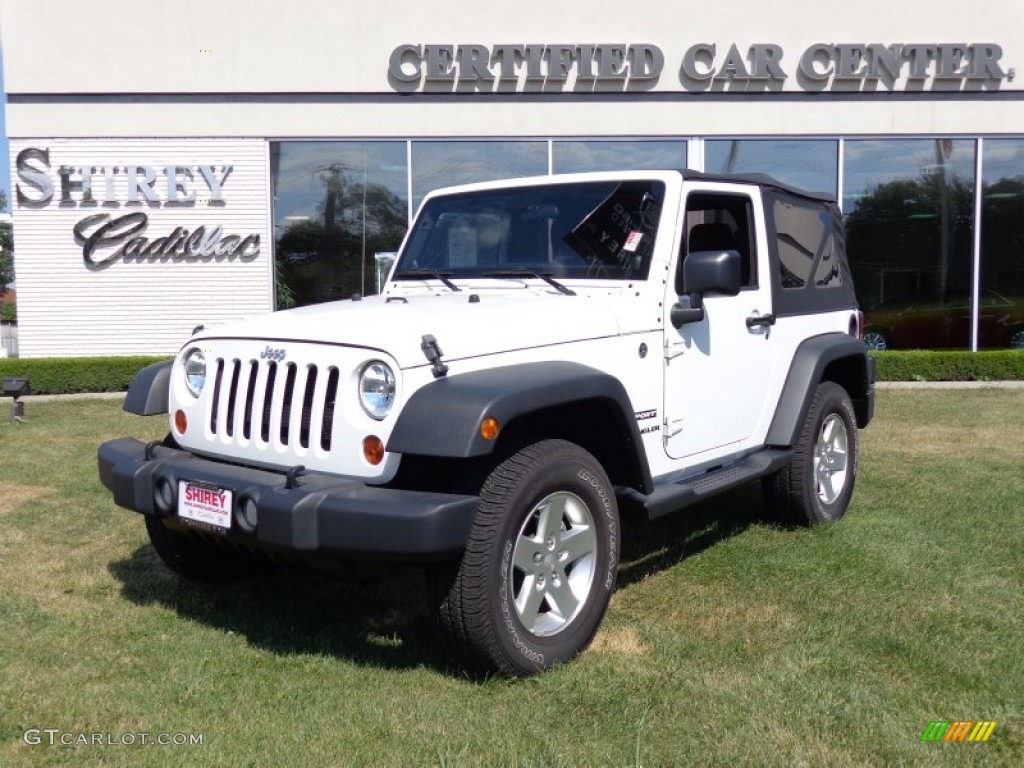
663, 186, 774, 461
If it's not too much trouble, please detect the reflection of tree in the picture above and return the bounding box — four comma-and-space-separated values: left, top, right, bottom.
981, 176, 1024, 295
275, 182, 407, 307
845, 166, 974, 306
0, 190, 13, 289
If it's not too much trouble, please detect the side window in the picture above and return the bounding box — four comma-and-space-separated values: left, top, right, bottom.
773, 198, 843, 290
676, 193, 757, 294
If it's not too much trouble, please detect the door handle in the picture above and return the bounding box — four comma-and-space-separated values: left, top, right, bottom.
746, 313, 776, 328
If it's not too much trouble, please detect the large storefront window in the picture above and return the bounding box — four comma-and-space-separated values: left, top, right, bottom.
981, 140, 1024, 349
271, 142, 408, 307
705, 140, 838, 197
411, 141, 548, 213
552, 140, 687, 173
844, 139, 976, 350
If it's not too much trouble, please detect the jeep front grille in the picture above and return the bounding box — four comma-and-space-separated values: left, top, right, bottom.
208, 358, 339, 451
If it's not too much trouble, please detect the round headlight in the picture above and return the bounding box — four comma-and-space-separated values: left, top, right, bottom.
358, 361, 396, 420
184, 348, 207, 398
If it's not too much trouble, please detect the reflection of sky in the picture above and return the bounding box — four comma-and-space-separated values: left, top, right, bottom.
705, 140, 838, 198
982, 139, 1024, 183
410, 141, 548, 211
553, 141, 687, 174
843, 139, 975, 211
274, 139, 702, 230
270, 137, 1024, 233
272, 141, 408, 225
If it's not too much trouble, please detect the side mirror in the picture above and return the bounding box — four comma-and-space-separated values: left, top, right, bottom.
670, 249, 743, 328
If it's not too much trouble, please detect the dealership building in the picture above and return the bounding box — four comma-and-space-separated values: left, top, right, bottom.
2, 0, 1023, 356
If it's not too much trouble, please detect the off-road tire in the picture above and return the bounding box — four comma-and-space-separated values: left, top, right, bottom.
435, 440, 620, 677
763, 381, 859, 526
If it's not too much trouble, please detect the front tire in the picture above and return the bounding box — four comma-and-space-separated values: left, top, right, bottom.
763, 381, 859, 526
436, 440, 620, 676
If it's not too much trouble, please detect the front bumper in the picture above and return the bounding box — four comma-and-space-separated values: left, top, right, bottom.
98, 437, 479, 560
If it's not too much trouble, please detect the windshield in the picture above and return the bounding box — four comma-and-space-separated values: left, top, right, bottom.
394, 180, 664, 281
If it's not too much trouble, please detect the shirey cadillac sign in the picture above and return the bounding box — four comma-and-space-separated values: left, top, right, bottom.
14, 147, 261, 269
388, 41, 1013, 91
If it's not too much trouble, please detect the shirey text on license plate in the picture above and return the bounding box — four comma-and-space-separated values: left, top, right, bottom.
178, 481, 233, 530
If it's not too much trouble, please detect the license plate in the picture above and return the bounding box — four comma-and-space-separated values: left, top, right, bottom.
178, 480, 233, 531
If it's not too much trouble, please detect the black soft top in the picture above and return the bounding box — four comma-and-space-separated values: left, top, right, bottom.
676, 169, 836, 204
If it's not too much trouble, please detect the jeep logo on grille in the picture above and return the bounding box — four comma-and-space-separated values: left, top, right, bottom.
260, 346, 286, 362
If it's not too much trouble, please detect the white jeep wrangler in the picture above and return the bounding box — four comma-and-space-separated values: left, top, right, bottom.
99, 170, 875, 676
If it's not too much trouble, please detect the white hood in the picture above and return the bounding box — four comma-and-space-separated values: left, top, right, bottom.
191, 289, 629, 369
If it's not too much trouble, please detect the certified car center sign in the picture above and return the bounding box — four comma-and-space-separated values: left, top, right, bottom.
15, 147, 261, 269
388, 41, 1012, 92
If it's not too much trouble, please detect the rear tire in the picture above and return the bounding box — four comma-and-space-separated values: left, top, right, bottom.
763, 381, 859, 526
435, 440, 619, 676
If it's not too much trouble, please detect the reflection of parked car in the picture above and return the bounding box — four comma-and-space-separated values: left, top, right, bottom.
863, 289, 1024, 350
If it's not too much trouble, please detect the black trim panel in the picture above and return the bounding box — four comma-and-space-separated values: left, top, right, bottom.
766, 333, 873, 447
619, 447, 793, 521
388, 360, 649, 469
123, 359, 173, 416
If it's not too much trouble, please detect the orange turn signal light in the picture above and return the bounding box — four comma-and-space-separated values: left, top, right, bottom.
480, 417, 501, 441
174, 410, 187, 435
363, 435, 385, 466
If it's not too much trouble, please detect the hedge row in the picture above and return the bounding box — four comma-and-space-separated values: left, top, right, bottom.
0, 351, 1022, 395
0, 356, 169, 395
871, 350, 1024, 381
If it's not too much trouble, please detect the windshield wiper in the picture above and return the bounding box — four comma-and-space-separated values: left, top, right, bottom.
482, 270, 576, 296
393, 269, 462, 292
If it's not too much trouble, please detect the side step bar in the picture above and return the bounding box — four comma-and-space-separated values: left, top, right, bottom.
619, 448, 793, 521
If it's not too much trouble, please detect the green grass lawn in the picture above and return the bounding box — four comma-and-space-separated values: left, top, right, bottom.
1, 391, 1021, 767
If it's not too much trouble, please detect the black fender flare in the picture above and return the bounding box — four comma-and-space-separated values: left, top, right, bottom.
766, 333, 874, 447
387, 361, 652, 491
123, 359, 173, 415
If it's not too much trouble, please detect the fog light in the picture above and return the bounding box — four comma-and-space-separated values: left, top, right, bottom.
174, 410, 187, 435
480, 416, 500, 441
154, 478, 175, 514
236, 496, 259, 532
363, 435, 385, 466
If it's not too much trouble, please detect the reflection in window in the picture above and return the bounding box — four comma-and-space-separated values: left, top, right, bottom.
705, 140, 838, 198
410, 141, 548, 213
772, 198, 841, 290
981, 140, 1024, 349
553, 140, 687, 173
270, 142, 408, 307
845, 139, 976, 350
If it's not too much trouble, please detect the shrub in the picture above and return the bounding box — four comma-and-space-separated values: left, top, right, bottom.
872, 350, 1024, 381
0, 356, 169, 395
0, 351, 1021, 396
